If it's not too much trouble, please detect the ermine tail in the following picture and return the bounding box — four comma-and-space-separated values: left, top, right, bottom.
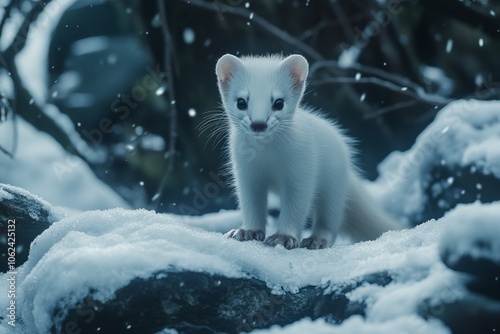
342, 173, 401, 242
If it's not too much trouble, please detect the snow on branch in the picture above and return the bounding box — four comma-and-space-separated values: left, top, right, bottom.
0, 0, 97, 165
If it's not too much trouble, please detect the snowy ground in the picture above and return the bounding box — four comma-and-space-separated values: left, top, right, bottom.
2, 191, 499, 333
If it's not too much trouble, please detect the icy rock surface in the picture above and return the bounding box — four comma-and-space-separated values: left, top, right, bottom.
59, 271, 390, 334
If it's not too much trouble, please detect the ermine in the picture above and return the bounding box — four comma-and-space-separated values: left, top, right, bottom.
215, 54, 399, 249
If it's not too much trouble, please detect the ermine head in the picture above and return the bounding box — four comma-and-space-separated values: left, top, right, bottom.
215, 54, 308, 137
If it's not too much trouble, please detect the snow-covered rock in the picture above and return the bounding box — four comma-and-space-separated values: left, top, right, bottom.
440, 201, 500, 280
0, 183, 62, 272
0, 195, 498, 334
371, 99, 500, 225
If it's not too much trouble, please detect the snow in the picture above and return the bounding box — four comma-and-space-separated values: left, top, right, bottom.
182, 209, 241, 233
338, 46, 361, 68
420, 65, 454, 96
0, 187, 14, 201
445, 39, 453, 54
462, 138, 500, 178
0, 202, 464, 333
440, 201, 500, 264
251, 315, 450, 334
0, 7, 24, 51
0, 118, 129, 210
368, 99, 500, 223
14, 0, 77, 104
183, 28, 195, 44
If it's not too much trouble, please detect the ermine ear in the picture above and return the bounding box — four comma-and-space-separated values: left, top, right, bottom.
216, 54, 242, 91
281, 54, 309, 88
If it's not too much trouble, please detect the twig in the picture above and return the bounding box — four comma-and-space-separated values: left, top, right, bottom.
385, 21, 426, 88
310, 60, 424, 93
0, 88, 17, 156
0, 145, 14, 158
329, 0, 355, 42
364, 99, 418, 119
298, 20, 333, 42
154, 0, 178, 208
310, 76, 453, 106
436, 0, 500, 37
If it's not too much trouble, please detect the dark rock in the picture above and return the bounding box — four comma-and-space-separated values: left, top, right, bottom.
418, 292, 500, 334
439, 207, 500, 303
439, 207, 500, 279
56, 271, 393, 334
466, 277, 500, 301
418, 164, 500, 226
0, 184, 58, 272
441, 249, 500, 282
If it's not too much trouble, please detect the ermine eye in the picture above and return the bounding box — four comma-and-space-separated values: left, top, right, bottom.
236, 98, 247, 110
273, 99, 284, 111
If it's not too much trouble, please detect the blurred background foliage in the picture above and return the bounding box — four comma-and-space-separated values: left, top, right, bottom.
1, 0, 500, 214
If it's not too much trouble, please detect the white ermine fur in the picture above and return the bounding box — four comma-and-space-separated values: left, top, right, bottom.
215, 54, 399, 249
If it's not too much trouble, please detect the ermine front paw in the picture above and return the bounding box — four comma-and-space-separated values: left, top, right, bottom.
264, 234, 299, 250
300, 237, 328, 250
225, 228, 265, 242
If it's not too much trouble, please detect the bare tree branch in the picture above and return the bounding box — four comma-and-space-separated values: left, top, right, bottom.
0, 145, 14, 158
298, 20, 334, 42
0, 89, 16, 158
435, 0, 500, 37
364, 100, 419, 119
179, 0, 325, 61
180, 0, 380, 118
310, 76, 453, 106
329, 0, 355, 42
154, 0, 178, 207
385, 21, 426, 88
0, 0, 94, 166
310, 60, 425, 93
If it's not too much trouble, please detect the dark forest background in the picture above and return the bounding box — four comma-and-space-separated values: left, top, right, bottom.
1, 0, 499, 214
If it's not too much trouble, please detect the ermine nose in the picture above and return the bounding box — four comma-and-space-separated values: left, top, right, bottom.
250, 122, 268, 132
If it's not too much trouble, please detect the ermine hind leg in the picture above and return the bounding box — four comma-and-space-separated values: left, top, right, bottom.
301, 195, 345, 249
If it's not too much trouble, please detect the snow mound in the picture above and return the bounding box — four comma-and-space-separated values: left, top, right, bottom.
440, 201, 500, 267
370, 99, 500, 223
0, 201, 473, 333
251, 315, 450, 334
